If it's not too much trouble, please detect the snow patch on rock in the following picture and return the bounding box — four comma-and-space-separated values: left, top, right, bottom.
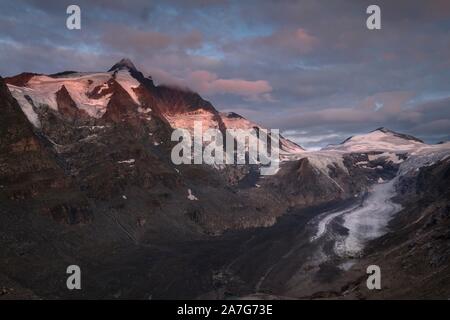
187, 189, 198, 201
118, 159, 135, 164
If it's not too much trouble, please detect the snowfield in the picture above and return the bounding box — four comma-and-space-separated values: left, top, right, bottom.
7, 70, 143, 123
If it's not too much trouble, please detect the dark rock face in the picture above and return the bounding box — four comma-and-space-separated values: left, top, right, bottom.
55, 85, 88, 122
0, 77, 92, 225
156, 85, 217, 115
270, 158, 347, 208
101, 79, 140, 123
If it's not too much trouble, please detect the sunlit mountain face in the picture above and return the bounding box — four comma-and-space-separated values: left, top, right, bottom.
0, 0, 450, 300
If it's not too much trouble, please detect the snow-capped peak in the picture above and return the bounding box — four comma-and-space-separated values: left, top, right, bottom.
108, 58, 138, 72
370, 127, 424, 143
324, 128, 425, 153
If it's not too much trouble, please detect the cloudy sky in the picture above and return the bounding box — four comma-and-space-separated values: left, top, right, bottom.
1, 0, 449, 149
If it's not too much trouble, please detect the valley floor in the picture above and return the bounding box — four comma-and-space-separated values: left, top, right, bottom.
0, 181, 409, 299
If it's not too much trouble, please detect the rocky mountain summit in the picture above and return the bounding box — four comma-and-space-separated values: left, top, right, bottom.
1, 60, 449, 299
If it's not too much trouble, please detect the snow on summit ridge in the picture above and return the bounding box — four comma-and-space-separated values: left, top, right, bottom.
371, 127, 424, 143
323, 127, 425, 153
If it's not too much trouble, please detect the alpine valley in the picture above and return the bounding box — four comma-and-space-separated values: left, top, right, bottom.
1, 59, 449, 299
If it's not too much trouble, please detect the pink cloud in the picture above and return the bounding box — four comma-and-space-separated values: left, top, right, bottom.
189, 70, 272, 100
152, 69, 273, 101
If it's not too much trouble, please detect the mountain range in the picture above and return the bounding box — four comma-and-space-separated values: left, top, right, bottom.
0, 59, 449, 299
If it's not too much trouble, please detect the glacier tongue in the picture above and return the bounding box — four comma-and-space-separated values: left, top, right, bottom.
335, 178, 402, 257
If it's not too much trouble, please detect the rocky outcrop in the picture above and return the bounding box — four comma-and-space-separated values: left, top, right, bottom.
101, 79, 140, 123
55, 85, 88, 122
